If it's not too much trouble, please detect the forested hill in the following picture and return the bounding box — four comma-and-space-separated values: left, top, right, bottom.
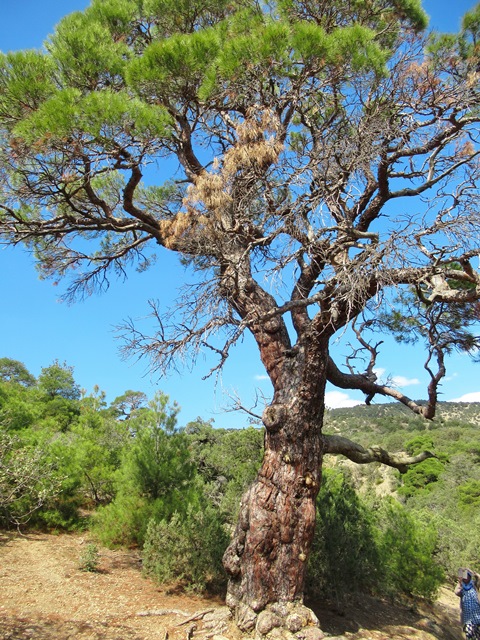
318, 399, 480, 589
325, 400, 480, 440
327, 399, 480, 423
322, 400, 480, 499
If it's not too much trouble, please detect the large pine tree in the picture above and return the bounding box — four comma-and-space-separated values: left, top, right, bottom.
1, 0, 480, 634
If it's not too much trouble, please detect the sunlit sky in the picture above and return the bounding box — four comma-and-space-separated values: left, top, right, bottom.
0, 0, 479, 429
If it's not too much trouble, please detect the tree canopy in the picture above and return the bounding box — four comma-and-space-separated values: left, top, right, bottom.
0, 0, 478, 417
0, 357, 36, 387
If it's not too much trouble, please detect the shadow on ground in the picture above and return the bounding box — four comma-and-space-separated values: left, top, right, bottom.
308, 590, 461, 640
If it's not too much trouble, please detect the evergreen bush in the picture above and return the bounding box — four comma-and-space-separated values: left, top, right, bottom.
142, 502, 229, 593
92, 494, 154, 547
306, 471, 444, 602
79, 543, 100, 572
307, 469, 381, 600
374, 498, 444, 599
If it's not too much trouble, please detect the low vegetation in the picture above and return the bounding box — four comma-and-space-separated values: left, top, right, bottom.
1, 356, 478, 602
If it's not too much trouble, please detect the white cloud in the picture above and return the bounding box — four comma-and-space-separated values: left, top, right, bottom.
254, 374, 269, 381
325, 391, 363, 409
391, 375, 420, 388
444, 372, 459, 382
372, 368, 420, 388
450, 391, 480, 403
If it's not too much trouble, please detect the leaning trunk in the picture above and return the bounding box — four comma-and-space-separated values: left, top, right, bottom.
223, 364, 327, 633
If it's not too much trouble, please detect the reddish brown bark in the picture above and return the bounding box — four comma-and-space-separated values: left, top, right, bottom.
223, 408, 324, 630
223, 330, 329, 631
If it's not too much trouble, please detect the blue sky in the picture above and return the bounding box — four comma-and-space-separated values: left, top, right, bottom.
0, 0, 479, 429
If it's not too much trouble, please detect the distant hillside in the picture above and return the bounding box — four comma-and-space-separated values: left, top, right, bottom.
322, 400, 480, 511
324, 401, 480, 439
327, 399, 480, 422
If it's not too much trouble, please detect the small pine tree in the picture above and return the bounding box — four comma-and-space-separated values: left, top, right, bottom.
79, 543, 100, 572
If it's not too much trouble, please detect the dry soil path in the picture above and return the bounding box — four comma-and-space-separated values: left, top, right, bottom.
0, 531, 463, 640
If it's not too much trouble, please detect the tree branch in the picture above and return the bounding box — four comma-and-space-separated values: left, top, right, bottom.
326, 356, 433, 418
322, 434, 435, 473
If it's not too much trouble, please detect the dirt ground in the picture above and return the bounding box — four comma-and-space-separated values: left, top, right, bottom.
0, 531, 464, 640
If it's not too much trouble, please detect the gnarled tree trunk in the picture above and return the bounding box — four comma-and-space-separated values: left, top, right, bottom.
223, 340, 328, 634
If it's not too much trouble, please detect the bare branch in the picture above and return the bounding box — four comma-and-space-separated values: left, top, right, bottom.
326, 356, 434, 418
322, 434, 435, 473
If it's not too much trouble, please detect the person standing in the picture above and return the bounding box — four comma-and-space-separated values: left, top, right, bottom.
455, 568, 480, 640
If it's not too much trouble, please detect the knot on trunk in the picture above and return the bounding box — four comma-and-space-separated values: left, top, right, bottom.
263, 316, 282, 333
223, 544, 241, 578
263, 404, 287, 432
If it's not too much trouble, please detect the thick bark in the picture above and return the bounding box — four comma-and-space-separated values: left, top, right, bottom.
223, 413, 324, 631
223, 337, 328, 633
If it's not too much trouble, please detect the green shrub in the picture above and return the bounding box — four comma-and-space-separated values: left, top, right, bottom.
397, 458, 445, 498
92, 493, 164, 547
79, 543, 100, 572
142, 503, 229, 594
404, 435, 435, 456
375, 498, 444, 599
306, 471, 444, 602
458, 479, 480, 508
93, 392, 201, 547
32, 494, 87, 531
415, 509, 480, 579
186, 422, 264, 525
307, 469, 381, 600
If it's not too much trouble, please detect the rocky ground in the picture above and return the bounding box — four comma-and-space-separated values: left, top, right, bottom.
0, 531, 463, 640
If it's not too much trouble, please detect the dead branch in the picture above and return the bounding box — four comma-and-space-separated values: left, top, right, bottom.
136, 608, 191, 617
176, 609, 215, 626
322, 434, 435, 473
326, 356, 434, 418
